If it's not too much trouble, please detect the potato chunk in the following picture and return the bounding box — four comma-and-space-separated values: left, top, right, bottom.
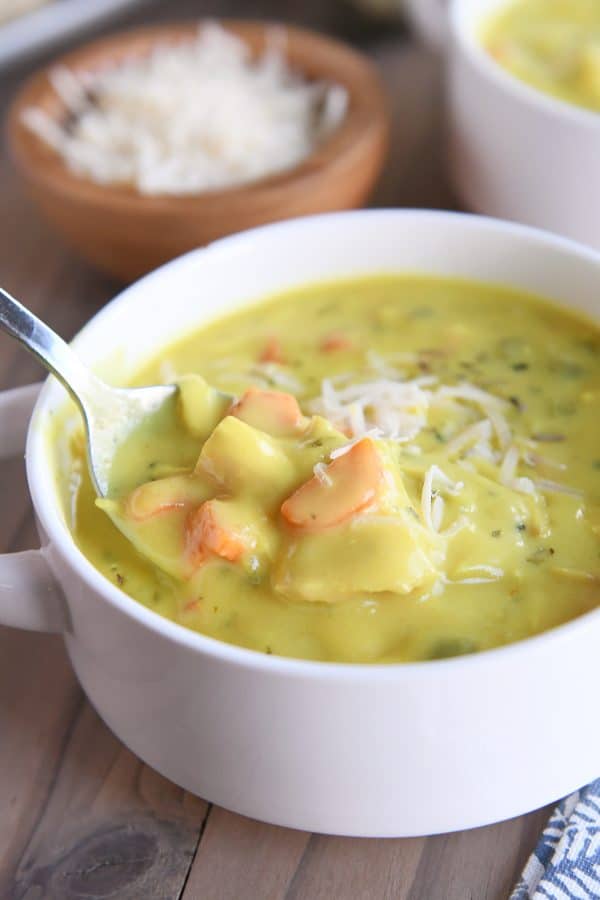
274, 513, 443, 602
197, 415, 296, 504
177, 374, 231, 439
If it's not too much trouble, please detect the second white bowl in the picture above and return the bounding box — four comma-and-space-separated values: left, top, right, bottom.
407, 0, 600, 252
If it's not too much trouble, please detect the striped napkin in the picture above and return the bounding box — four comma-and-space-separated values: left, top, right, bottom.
511, 779, 600, 899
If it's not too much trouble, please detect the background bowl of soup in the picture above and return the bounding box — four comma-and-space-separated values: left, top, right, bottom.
407, 0, 600, 252
0, 209, 598, 837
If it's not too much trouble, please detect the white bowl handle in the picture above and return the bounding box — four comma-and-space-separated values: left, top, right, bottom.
405, 0, 448, 50
0, 383, 66, 633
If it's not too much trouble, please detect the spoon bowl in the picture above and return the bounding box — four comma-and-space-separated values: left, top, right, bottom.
0, 286, 178, 496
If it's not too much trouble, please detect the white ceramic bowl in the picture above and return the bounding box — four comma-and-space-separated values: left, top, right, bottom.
1, 210, 599, 837
406, 0, 600, 251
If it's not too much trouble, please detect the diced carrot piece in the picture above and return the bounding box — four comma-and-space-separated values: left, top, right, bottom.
281, 439, 384, 531
320, 332, 353, 353
259, 337, 285, 364
126, 474, 207, 521
487, 41, 507, 63
185, 500, 249, 570
183, 599, 201, 613
230, 388, 308, 437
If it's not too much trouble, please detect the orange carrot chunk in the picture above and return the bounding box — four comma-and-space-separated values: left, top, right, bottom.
281, 439, 384, 531
259, 337, 285, 364
230, 387, 308, 437
320, 332, 353, 353
185, 500, 249, 570
183, 598, 201, 614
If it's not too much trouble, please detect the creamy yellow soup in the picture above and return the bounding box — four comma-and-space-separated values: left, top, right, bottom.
483, 0, 600, 113
67, 276, 600, 663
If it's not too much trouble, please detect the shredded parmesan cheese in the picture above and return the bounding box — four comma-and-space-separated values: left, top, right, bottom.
446, 565, 505, 585
329, 429, 384, 460
420, 465, 464, 532
313, 461, 333, 486
249, 364, 304, 394
532, 478, 584, 498
309, 363, 584, 515
500, 445, 520, 484
22, 24, 348, 195
445, 419, 493, 457
435, 385, 511, 449
441, 514, 470, 538
523, 451, 567, 472
431, 495, 445, 532
309, 376, 434, 443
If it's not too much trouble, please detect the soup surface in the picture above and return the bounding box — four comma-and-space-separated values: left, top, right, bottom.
483, 0, 600, 113
68, 276, 600, 663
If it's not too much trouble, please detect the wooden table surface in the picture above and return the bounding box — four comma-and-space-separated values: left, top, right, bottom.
0, 2, 552, 897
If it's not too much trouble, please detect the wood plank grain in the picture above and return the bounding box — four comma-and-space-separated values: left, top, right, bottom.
405, 807, 551, 900
0, 630, 81, 896
182, 802, 548, 900
284, 832, 426, 900
7, 704, 209, 900
0, 470, 83, 895
182, 807, 309, 900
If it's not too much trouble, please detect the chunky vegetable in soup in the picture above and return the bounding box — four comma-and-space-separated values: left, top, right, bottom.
67, 276, 600, 663
483, 0, 600, 113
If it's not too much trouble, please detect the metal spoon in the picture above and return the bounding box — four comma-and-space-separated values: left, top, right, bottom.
0, 286, 177, 497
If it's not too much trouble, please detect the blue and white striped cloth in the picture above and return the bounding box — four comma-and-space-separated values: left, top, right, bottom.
511, 779, 600, 899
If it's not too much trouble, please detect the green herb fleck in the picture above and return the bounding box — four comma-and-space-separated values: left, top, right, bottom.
318, 302, 335, 316
409, 306, 434, 319
429, 638, 478, 660
554, 401, 576, 417
553, 361, 584, 379
532, 432, 565, 443
527, 547, 555, 565
491, 529, 502, 538
512, 362, 529, 372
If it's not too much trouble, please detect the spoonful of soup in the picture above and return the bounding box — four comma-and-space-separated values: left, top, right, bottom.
0, 286, 229, 497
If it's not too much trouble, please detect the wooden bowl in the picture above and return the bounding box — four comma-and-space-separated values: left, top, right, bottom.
7, 21, 390, 282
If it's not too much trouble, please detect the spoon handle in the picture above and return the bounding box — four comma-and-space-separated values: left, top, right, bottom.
0, 286, 94, 404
